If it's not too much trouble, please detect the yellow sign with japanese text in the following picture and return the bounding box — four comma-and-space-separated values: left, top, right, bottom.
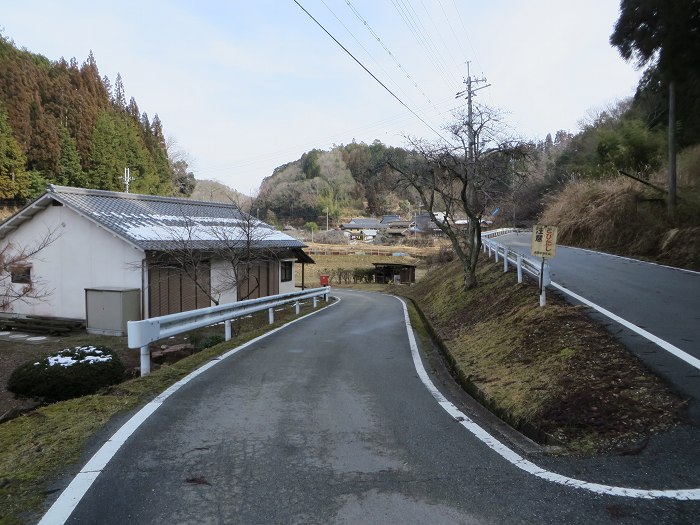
531, 225, 558, 258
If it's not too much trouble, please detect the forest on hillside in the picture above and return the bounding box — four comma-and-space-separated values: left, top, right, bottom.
256, 0, 700, 233
0, 34, 195, 202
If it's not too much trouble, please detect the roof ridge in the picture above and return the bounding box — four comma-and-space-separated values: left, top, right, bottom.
47, 185, 242, 209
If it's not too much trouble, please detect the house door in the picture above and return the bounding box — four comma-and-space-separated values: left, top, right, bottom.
148, 262, 211, 317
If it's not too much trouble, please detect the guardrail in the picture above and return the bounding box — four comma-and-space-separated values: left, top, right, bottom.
481, 227, 517, 239
128, 286, 331, 375
481, 235, 551, 306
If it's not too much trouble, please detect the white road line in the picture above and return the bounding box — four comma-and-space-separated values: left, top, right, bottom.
490, 234, 699, 370
395, 295, 700, 501
550, 282, 700, 371
37, 299, 340, 525
497, 233, 700, 276
561, 245, 700, 276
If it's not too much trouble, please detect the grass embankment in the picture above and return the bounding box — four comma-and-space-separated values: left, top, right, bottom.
401, 258, 682, 454
540, 146, 700, 270
0, 302, 327, 525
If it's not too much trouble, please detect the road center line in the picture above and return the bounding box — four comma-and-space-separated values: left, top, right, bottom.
395, 295, 700, 500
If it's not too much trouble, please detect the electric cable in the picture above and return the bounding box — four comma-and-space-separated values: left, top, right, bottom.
293, 0, 451, 143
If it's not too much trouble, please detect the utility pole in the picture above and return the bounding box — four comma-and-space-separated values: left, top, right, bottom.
456, 62, 489, 163
668, 80, 677, 220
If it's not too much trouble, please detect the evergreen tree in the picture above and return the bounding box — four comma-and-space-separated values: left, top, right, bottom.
0, 36, 178, 197
0, 102, 30, 199
112, 73, 126, 110
87, 110, 120, 189
151, 114, 165, 147
27, 104, 60, 178
611, 0, 700, 215
57, 125, 86, 186
127, 97, 140, 122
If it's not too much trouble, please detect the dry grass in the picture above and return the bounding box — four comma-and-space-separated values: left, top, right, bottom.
400, 258, 682, 453
539, 149, 700, 270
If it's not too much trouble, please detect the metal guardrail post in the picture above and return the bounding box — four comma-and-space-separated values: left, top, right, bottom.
140, 345, 150, 376
313, 296, 318, 308
504, 248, 509, 272
295, 301, 300, 315
225, 320, 232, 341
268, 307, 274, 324
517, 254, 523, 283
495, 247, 499, 263
539, 263, 551, 307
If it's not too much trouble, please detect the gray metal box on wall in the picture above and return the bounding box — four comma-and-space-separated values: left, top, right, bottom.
85, 287, 141, 336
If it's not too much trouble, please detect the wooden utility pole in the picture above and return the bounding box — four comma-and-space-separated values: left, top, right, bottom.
668, 80, 677, 220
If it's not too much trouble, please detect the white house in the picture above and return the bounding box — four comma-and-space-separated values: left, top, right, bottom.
0, 185, 314, 322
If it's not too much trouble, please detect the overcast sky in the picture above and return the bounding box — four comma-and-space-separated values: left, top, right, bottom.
2, 1, 640, 195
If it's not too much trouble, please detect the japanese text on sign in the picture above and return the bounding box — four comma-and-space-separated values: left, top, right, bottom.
531, 225, 558, 258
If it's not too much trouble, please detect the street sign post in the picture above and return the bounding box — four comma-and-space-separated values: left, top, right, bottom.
531, 225, 558, 306
531, 225, 558, 258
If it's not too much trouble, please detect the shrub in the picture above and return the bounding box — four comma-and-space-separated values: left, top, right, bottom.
8, 346, 125, 402
352, 267, 375, 283
195, 334, 225, 351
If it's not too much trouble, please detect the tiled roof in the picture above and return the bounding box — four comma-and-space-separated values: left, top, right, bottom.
341, 218, 381, 229
3, 185, 306, 252
380, 214, 402, 225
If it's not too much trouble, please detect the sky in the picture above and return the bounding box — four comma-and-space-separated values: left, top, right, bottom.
2, 1, 641, 195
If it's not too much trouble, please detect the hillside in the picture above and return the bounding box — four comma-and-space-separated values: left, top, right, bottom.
189, 179, 252, 208
539, 145, 700, 270
402, 257, 681, 453
0, 34, 188, 202
254, 141, 417, 227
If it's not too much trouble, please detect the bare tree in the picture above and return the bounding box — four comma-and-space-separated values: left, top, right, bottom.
208, 203, 279, 302
390, 106, 526, 289
0, 228, 60, 310
144, 201, 278, 308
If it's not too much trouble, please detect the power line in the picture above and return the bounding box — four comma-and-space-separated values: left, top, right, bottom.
392, 0, 460, 88
449, 0, 483, 72
319, 0, 417, 109
292, 0, 451, 143
343, 0, 440, 114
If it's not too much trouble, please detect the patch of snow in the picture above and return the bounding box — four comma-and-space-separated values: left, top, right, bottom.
40, 346, 113, 367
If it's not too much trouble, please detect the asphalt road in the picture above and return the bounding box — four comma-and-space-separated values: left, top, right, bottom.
493, 232, 700, 420
48, 289, 699, 524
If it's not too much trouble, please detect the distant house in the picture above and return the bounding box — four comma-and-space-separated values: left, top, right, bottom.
379, 214, 402, 227
340, 218, 381, 230
414, 212, 445, 236
0, 185, 313, 322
